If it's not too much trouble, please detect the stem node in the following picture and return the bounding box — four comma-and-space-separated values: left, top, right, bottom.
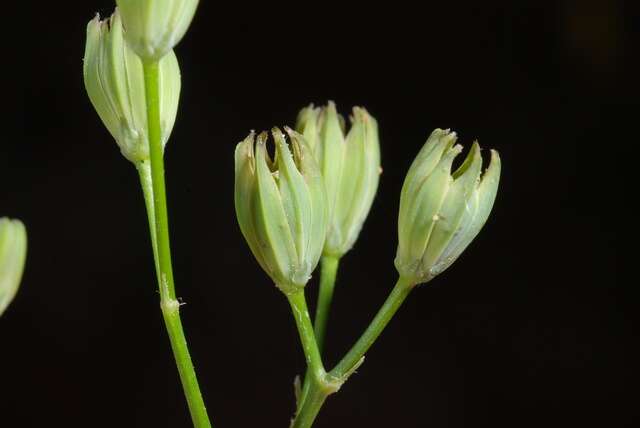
161, 297, 180, 315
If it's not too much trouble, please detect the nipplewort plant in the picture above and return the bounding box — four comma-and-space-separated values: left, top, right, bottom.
81, 2, 501, 427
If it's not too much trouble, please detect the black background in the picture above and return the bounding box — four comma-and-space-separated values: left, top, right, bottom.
1, 1, 635, 427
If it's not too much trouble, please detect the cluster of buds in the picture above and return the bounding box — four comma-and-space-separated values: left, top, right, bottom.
83, 0, 198, 163
236, 112, 501, 292
77, 1, 503, 425
235, 102, 384, 293
82, 1, 502, 295
0, 218, 27, 316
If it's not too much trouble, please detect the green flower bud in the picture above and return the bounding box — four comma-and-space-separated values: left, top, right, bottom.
395, 129, 501, 285
296, 102, 381, 257
0, 218, 27, 317
234, 128, 328, 294
115, 0, 199, 60
83, 10, 181, 163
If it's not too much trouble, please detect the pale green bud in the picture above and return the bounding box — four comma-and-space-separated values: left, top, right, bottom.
234, 128, 328, 294
296, 102, 381, 257
0, 218, 27, 317
116, 0, 199, 60
395, 129, 501, 285
83, 10, 181, 163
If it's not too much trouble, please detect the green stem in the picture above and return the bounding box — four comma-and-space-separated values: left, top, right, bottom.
142, 60, 212, 428
291, 277, 415, 427
330, 276, 414, 379
287, 291, 326, 383
137, 163, 159, 281
291, 381, 328, 428
314, 255, 340, 353
287, 291, 335, 428
297, 255, 340, 414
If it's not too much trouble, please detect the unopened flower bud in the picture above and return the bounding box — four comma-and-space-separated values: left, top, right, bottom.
83, 10, 181, 163
0, 218, 27, 317
116, 0, 199, 60
296, 102, 381, 257
234, 128, 328, 294
395, 129, 501, 285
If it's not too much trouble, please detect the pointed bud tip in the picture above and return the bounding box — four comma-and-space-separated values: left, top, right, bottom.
284, 126, 305, 140
484, 148, 501, 170
234, 132, 256, 168
351, 106, 370, 123
483, 149, 501, 178
238, 130, 255, 147
271, 128, 289, 152
256, 130, 268, 142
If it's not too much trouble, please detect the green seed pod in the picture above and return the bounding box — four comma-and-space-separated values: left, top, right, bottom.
234, 128, 328, 294
0, 218, 27, 317
116, 0, 199, 60
83, 10, 181, 163
395, 129, 501, 285
296, 102, 381, 257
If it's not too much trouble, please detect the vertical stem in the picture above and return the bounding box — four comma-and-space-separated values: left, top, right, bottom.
330, 276, 414, 379
314, 255, 340, 353
143, 61, 175, 300
297, 255, 340, 413
291, 382, 328, 428
137, 162, 159, 281
142, 60, 212, 428
287, 291, 326, 381
287, 290, 332, 428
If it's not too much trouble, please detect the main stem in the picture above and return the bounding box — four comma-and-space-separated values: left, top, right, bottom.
291, 382, 328, 428
143, 61, 212, 428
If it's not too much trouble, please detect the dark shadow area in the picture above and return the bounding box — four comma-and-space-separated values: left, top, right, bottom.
1, 1, 635, 427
